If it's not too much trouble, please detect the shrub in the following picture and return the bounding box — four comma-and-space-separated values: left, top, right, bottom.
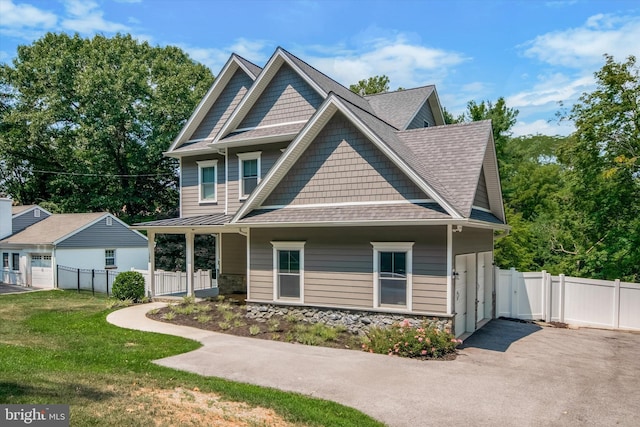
111, 271, 145, 302
249, 325, 261, 336
362, 319, 461, 359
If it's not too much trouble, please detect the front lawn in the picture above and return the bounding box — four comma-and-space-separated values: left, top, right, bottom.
0, 290, 384, 426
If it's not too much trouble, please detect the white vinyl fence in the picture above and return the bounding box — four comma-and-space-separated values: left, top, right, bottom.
131, 269, 215, 296
496, 268, 640, 331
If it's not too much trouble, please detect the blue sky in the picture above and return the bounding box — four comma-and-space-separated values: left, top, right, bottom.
1, 0, 638, 136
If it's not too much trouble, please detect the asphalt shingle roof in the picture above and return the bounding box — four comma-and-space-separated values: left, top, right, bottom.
397, 121, 492, 218
11, 205, 37, 215
0, 213, 106, 245
234, 54, 262, 78
365, 86, 435, 130
238, 203, 450, 224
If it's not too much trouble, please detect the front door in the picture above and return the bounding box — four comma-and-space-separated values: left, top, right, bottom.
454, 255, 468, 337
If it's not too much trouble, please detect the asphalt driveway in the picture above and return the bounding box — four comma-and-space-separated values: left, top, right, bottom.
108, 303, 640, 426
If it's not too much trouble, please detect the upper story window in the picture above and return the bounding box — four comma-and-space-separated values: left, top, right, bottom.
423, 120, 430, 128
237, 152, 261, 199
197, 160, 218, 203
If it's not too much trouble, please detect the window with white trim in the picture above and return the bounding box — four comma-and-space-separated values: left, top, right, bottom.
237, 152, 261, 199
105, 249, 116, 268
372, 242, 414, 308
11, 253, 20, 271
2, 253, 8, 269
197, 160, 218, 203
271, 241, 305, 301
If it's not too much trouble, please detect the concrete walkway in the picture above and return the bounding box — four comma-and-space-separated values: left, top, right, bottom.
107, 303, 640, 427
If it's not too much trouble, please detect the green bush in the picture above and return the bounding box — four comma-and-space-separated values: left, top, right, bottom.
362, 319, 461, 359
111, 271, 145, 302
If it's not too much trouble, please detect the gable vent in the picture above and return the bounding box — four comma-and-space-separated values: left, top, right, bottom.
34, 209, 40, 218
106, 217, 113, 226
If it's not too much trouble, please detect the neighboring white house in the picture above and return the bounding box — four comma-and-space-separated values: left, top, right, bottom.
0, 198, 148, 288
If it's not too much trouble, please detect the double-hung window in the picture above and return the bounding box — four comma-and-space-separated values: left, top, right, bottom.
237, 152, 261, 199
272, 241, 305, 301
2, 253, 8, 269
11, 253, 20, 271
105, 249, 116, 268
197, 160, 218, 203
372, 242, 413, 309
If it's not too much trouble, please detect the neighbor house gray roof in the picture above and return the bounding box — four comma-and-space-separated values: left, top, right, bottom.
134, 214, 233, 228
238, 203, 450, 224
11, 205, 37, 215
0, 213, 106, 245
365, 86, 435, 130
220, 122, 305, 143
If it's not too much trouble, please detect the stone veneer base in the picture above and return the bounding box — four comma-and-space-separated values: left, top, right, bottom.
245, 303, 453, 335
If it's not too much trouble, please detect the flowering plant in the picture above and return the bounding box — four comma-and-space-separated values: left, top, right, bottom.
361, 319, 462, 359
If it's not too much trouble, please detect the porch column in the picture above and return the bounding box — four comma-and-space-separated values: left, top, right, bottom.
148, 231, 155, 297
186, 231, 194, 297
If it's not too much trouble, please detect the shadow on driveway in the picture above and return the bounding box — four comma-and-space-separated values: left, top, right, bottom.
460, 318, 542, 352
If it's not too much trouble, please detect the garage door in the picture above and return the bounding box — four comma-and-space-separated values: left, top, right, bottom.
31, 254, 53, 288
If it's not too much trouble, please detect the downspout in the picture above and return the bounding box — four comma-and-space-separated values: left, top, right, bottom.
220, 148, 228, 215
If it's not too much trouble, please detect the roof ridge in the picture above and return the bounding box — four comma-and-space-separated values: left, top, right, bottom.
398, 119, 491, 134
278, 47, 365, 101
329, 91, 400, 131
364, 84, 435, 98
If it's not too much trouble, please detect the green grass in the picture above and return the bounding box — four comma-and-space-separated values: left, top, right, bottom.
0, 290, 384, 426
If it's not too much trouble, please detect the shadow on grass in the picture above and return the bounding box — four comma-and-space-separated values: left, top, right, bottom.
0, 380, 117, 403
459, 319, 542, 352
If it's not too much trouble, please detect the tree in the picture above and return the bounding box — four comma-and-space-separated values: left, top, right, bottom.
349, 75, 390, 95
556, 55, 639, 281
0, 33, 214, 220
465, 97, 518, 159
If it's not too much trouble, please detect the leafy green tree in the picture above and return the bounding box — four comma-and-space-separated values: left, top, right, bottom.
442, 107, 463, 124
349, 75, 390, 95
465, 97, 518, 159
556, 55, 639, 281
0, 33, 214, 220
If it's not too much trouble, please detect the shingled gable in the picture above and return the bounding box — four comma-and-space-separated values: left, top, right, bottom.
165, 54, 261, 156
231, 93, 462, 224
213, 47, 377, 146
365, 85, 445, 130
397, 120, 504, 222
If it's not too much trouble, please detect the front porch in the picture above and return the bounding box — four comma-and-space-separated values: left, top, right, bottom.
131, 214, 247, 298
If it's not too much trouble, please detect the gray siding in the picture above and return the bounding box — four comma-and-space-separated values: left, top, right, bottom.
238, 63, 323, 129
181, 154, 226, 216
407, 101, 436, 129
452, 227, 493, 256
249, 226, 448, 314
473, 167, 490, 209
221, 233, 246, 275
227, 143, 289, 214
191, 69, 254, 141
263, 112, 428, 207
57, 217, 147, 248
12, 208, 49, 234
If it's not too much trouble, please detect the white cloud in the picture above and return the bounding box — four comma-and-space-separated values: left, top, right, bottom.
304, 34, 468, 89
523, 14, 640, 68
506, 73, 594, 109
512, 119, 575, 137
61, 0, 130, 34
180, 38, 271, 73
0, 0, 57, 40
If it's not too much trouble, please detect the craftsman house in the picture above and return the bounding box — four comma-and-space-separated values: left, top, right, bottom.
133, 47, 508, 337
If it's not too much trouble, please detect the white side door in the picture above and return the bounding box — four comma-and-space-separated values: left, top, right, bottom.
454, 255, 468, 337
